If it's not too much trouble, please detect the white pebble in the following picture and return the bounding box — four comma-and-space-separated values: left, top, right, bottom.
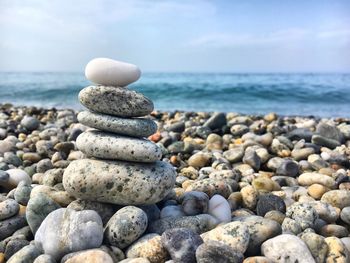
85, 58, 141, 87
208, 194, 231, 223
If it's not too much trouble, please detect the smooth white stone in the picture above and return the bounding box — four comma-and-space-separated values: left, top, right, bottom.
208, 194, 231, 223
2, 169, 31, 189
85, 58, 141, 87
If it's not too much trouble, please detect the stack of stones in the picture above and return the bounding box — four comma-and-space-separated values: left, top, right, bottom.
63, 58, 176, 206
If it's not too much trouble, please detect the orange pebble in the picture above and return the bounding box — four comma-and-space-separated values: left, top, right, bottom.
148, 131, 161, 142
18, 205, 26, 216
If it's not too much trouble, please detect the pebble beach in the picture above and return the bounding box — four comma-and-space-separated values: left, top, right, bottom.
1, 58, 350, 263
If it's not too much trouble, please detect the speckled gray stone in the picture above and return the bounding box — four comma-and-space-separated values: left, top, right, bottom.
0, 215, 27, 240
35, 208, 103, 260
7, 244, 42, 263
286, 202, 318, 230
77, 111, 157, 138
0, 198, 19, 220
104, 206, 148, 249
63, 159, 176, 205
76, 130, 162, 162
148, 214, 218, 235
79, 86, 154, 117
161, 228, 203, 263
196, 240, 244, 263
233, 215, 282, 255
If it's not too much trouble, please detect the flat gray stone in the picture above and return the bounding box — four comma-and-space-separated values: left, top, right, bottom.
35, 208, 103, 260
76, 130, 162, 163
77, 111, 157, 138
63, 159, 176, 205
79, 86, 154, 117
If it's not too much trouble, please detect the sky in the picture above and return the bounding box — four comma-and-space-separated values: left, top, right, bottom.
0, 0, 349, 72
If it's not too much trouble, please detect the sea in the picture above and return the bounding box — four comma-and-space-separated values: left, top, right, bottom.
0, 72, 349, 117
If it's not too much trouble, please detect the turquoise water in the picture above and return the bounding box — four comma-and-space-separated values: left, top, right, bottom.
0, 72, 349, 117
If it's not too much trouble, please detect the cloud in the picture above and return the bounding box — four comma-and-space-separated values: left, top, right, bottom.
186, 28, 309, 48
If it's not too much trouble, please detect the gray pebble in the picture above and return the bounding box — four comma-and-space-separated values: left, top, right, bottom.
76, 130, 162, 162
104, 206, 148, 249
196, 240, 243, 263
161, 228, 203, 263
79, 86, 154, 117
78, 110, 157, 137
0, 198, 19, 220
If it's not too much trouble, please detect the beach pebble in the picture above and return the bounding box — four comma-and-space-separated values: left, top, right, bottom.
126, 234, 168, 263
35, 208, 103, 260
324, 236, 350, 262
148, 214, 218, 235
243, 257, 272, 263
252, 177, 280, 192
33, 254, 56, 263
63, 159, 176, 205
187, 152, 210, 168
67, 199, 116, 225
0, 199, 19, 220
307, 184, 328, 199
276, 160, 299, 177
30, 185, 74, 207
6, 244, 42, 263
298, 172, 335, 188
256, 194, 286, 216
0, 215, 27, 240
62, 249, 114, 263
3, 169, 31, 189
14, 181, 32, 205
208, 194, 231, 223
286, 202, 318, 230
85, 58, 141, 87
321, 189, 350, 209
261, 234, 315, 263
234, 216, 282, 255
77, 130, 161, 162
161, 228, 203, 263
138, 204, 160, 222
160, 205, 185, 218
300, 232, 328, 263
36, 159, 53, 173
241, 185, 258, 210
79, 86, 153, 117
77, 111, 157, 138
309, 201, 338, 223
20, 116, 40, 131
181, 191, 209, 216
201, 221, 250, 254
186, 178, 232, 198
0, 170, 9, 184
340, 206, 350, 225
281, 218, 302, 234
104, 206, 148, 249
320, 224, 349, 238
204, 112, 226, 130
223, 147, 244, 163
4, 239, 30, 260
196, 240, 243, 263
26, 193, 61, 234
243, 149, 261, 170
119, 259, 150, 263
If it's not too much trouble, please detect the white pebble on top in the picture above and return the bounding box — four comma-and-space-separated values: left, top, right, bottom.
85, 58, 141, 87
208, 194, 231, 223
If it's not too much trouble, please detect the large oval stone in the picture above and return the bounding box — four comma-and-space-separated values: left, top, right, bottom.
76, 130, 162, 163
85, 58, 141, 87
63, 159, 176, 205
77, 111, 157, 138
35, 208, 103, 260
79, 86, 153, 117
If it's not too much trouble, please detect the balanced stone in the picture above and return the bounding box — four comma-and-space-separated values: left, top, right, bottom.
79, 86, 153, 117
77, 111, 157, 138
85, 58, 141, 87
76, 130, 161, 162
63, 159, 176, 205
